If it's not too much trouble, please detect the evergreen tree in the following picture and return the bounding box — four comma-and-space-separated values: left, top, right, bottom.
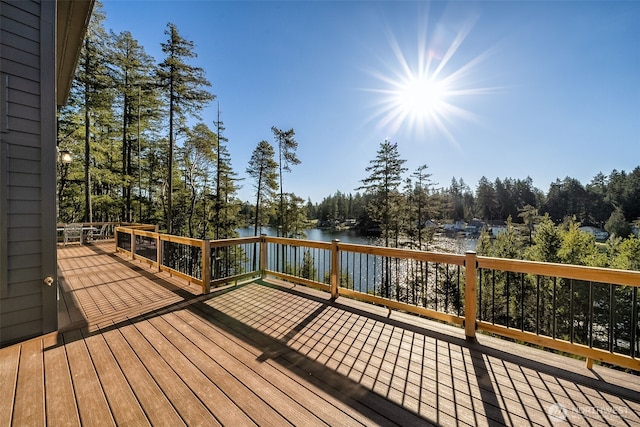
74, 4, 114, 222
112, 30, 160, 222
158, 23, 214, 233
518, 204, 539, 245
246, 141, 279, 236
605, 207, 632, 238
300, 250, 317, 281
357, 140, 407, 247
475, 176, 497, 220
610, 235, 640, 271
585, 172, 612, 226
215, 136, 243, 239
281, 193, 308, 239
357, 140, 407, 297
272, 127, 300, 237
213, 105, 227, 239
411, 164, 434, 250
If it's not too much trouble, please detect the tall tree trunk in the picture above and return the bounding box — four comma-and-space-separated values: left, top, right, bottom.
122, 87, 129, 221
167, 75, 174, 233
84, 88, 91, 222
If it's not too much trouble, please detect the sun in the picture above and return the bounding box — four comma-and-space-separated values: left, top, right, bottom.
394, 76, 447, 121
365, 15, 497, 146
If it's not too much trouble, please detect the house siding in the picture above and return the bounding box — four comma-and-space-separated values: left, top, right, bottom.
1, 0, 57, 346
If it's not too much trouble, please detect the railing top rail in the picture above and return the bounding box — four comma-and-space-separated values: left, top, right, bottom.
58, 221, 118, 227
337, 242, 465, 266
263, 236, 332, 250
120, 224, 156, 230
210, 236, 261, 248
158, 233, 202, 247
131, 229, 158, 238
478, 255, 640, 287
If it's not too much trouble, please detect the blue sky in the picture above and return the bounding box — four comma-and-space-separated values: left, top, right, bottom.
102, 1, 640, 203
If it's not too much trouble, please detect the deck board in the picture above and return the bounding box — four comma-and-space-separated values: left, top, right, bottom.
0, 343, 19, 426
62, 329, 115, 427
100, 323, 186, 426
12, 339, 45, 426
153, 311, 325, 426
2, 240, 640, 426
81, 327, 149, 426
43, 335, 81, 427
171, 307, 368, 427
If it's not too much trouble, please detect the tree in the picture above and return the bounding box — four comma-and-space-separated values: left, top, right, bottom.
272, 127, 300, 237
281, 193, 308, 239
411, 165, 434, 250
158, 23, 214, 233
180, 123, 215, 237
112, 30, 160, 222
358, 140, 407, 247
585, 172, 613, 227
213, 104, 227, 239
447, 177, 473, 221
557, 218, 604, 267
543, 177, 589, 223
605, 207, 632, 238
246, 141, 279, 237
73, 4, 114, 222
357, 140, 407, 297
518, 204, 539, 245
475, 177, 497, 220
300, 250, 317, 280
609, 235, 640, 271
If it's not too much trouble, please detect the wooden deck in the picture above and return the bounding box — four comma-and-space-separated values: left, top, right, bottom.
1, 241, 639, 426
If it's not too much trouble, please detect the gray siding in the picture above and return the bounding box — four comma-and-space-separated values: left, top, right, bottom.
1, 0, 57, 346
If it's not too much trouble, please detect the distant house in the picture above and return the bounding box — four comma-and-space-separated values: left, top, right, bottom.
579, 226, 609, 242
1, 1, 94, 346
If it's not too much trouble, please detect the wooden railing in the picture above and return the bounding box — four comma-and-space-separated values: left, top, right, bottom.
113, 226, 640, 372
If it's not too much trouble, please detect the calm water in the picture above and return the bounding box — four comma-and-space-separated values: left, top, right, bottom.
237, 227, 477, 254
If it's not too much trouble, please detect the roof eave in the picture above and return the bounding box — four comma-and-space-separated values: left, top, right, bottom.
56, 0, 94, 106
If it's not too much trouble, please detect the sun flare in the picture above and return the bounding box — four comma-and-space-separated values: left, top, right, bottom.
365, 15, 498, 146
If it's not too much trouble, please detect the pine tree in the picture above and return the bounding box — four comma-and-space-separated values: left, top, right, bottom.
112, 30, 159, 222
272, 127, 300, 237
411, 164, 434, 250
246, 141, 279, 237
158, 23, 214, 233
357, 140, 407, 298
215, 132, 243, 239
74, 4, 114, 221
357, 139, 407, 248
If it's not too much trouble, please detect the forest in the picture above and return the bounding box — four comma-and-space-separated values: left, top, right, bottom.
58, 5, 640, 271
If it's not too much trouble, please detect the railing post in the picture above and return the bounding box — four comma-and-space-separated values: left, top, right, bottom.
130, 230, 135, 260
464, 251, 477, 342
330, 239, 340, 300
202, 239, 211, 294
157, 234, 163, 273
259, 234, 267, 278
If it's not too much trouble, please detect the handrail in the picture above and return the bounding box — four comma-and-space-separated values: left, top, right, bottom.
111, 224, 640, 372
478, 256, 640, 287
338, 242, 465, 265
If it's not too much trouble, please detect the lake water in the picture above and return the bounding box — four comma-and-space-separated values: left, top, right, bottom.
237, 227, 477, 254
